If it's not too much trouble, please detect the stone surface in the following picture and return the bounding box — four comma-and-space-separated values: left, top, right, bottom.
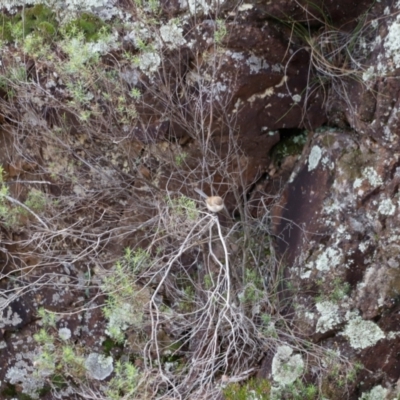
271, 127, 400, 394
267, 4, 400, 394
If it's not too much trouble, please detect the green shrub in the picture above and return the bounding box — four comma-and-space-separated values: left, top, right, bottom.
223, 378, 271, 400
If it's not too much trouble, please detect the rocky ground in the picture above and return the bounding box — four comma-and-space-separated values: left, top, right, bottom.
0, 0, 400, 399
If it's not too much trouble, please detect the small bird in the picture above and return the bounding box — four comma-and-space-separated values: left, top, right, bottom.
194, 187, 224, 213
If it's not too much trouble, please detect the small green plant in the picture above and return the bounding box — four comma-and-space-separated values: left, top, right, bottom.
32, 334, 88, 396
330, 277, 351, 302
66, 80, 94, 105
3, 5, 57, 43
130, 87, 141, 100
37, 307, 57, 327
106, 360, 141, 399
178, 284, 196, 312
79, 110, 92, 122
61, 30, 100, 74
61, 345, 76, 365
64, 13, 108, 42
316, 276, 350, 303
9, 66, 27, 83
346, 361, 363, 383
115, 94, 138, 123
261, 314, 278, 337
223, 377, 271, 400
214, 19, 227, 45
124, 247, 149, 274
0, 168, 10, 220
169, 195, 198, 221
135, 0, 160, 14
34, 328, 54, 345
102, 249, 150, 343
59, 345, 85, 376
239, 268, 264, 307
175, 151, 188, 167
34, 347, 56, 376
204, 274, 214, 289
23, 189, 47, 215
271, 131, 307, 165
278, 380, 318, 400
0, 165, 18, 227
320, 352, 361, 397
23, 33, 51, 59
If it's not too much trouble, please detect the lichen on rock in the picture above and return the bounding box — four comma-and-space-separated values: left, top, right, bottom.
85, 353, 114, 381
271, 345, 304, 386
160, 21, 186, 49
316, 301, 342, 333
359, 385, 388, 400
341, 315, 385, 350
308, 145, 322, 171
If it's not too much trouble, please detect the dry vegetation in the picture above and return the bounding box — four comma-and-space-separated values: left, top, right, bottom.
0, 1, 366, 399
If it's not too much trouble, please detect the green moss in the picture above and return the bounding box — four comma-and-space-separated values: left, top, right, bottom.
0, 5, 57, 43
223, 378, 271, 400
1, 383, 18, 397
17, 5, 57, 40
338, 149, 364, 180
50, 374, 68, 390
271, 131, 307, 166
102, 337, 118, 354
316, 276, 350, 303
1, 382, 39, 400
0, 15, 13, 42
37, 21, 57, 38
64, 13, 109, 41
276, 379, 318, 400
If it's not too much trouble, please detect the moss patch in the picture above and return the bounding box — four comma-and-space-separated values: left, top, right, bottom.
64, 13, 110, 42
271, 130, 307, 166
0, 5, 58, 43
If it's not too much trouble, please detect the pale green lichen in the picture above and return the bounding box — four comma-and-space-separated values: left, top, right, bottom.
316, 301, 341, 333
359, 385, 388, 400
353, 178, 363, 189
179, 0, 209, 14
271, 345, 304, 386
358, 241, 369, 253
308, 146, 322, 171
160, 21, 186, 49
6, 355, 50, 399
85, 353, 113, 380
139, 51, 161, 74
362, 167, 383, 187
384, 15, 400, 70
105, 302, 139, 341
321, 155, 334, 170
2, 0, 118, 20
300, 268, 312, 279
362, 66, 375, 82
238, 3, 253, 11
0, 296, 22, 328
58, 327, 71, 341
378, 198, 396, 215
323, 199, 343, 215
309, 247, 343, 272
341, 316, 384, 349
383, 125, 396, 143
246, 54, 270, 74
292, 94, 301, 103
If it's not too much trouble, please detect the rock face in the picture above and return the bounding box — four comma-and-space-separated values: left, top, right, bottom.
271, 1, 400, 396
